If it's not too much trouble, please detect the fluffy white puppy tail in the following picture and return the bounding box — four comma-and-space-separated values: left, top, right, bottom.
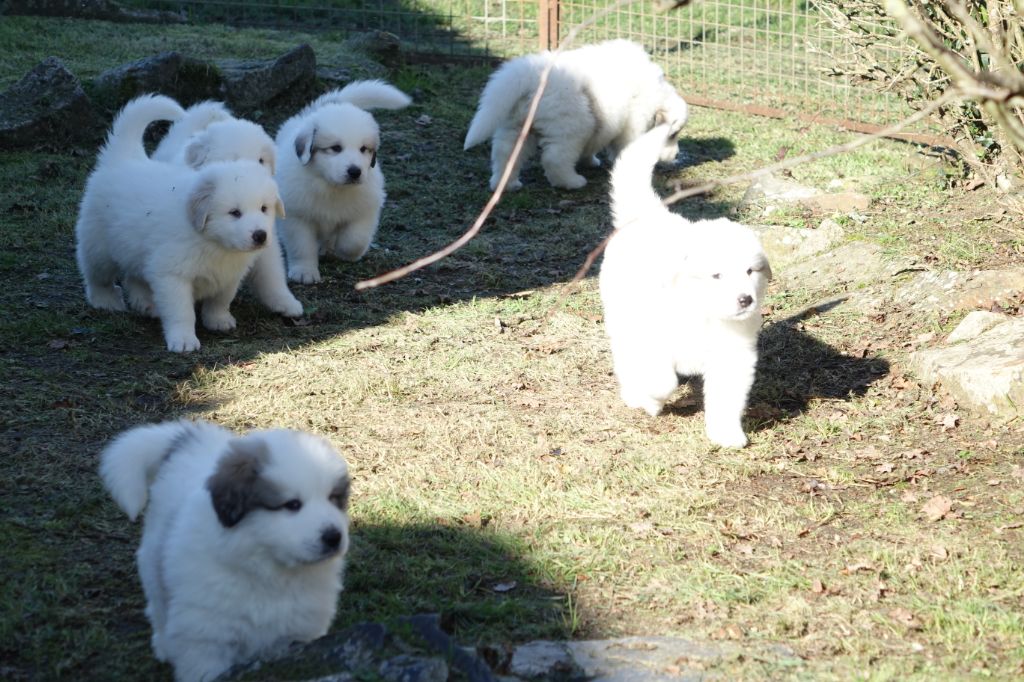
151, 100, 232, 162
463, 56, 543, 150
99, 94, 185, 165
99, 421, 194, 521
610, 124, 674, 229
311, 79, 412, 111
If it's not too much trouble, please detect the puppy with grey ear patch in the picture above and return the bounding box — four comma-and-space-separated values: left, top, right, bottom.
75, 94, 288, 352
599, 125, 772, 448
275, 80, 412, 283
99, 420, 351, 682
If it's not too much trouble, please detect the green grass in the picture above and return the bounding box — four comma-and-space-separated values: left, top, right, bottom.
3, 13, 1024, 682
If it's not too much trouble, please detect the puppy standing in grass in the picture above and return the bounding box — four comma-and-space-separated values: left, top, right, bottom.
464, 39, 689, 191
75, 94, 288, 352
599, 125, 772, 448
100, 420, 351, 682
151, 99, 302, 319
274, 80, 412, 283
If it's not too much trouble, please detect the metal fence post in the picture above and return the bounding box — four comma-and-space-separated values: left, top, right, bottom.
539, 0, 560, 50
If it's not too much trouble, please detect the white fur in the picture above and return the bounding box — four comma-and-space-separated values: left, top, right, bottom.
599, 126, 772, 448
464, 39, 689, 191
151, 100, 301, 318
99, 420, 350, 682
274, 80, 412, 283
75, 95, 288, 352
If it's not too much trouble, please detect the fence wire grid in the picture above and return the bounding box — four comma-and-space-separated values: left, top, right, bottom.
123, 0, 926, 134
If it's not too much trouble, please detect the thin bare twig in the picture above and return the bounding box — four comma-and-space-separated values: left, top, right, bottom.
355, 0, 648, 291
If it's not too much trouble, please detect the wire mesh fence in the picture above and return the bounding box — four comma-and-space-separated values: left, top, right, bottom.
121, 0, 928, 134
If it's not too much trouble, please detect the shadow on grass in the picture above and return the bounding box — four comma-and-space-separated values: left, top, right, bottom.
749, 299, 890, 429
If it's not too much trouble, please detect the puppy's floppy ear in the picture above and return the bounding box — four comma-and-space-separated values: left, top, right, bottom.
369, 147, 377, 169
762, 258, 774, 282
263, 146, 277, 175
653, 108, 668, 127
275, 194, 286, 218
187, 176, 217, 232
205, 437, 279, 528
331, 474, 351, 512
294, 124, 317, 165
184, 134, 210, 169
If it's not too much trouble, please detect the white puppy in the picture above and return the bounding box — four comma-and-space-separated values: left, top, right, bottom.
150, 100, 301, 319
152, 100, 277, 173
464, 39, 689, 191
274, 80, 412, 283
599, 125, 772, 448
100, 420, 350, 682
75, 94, 289, 352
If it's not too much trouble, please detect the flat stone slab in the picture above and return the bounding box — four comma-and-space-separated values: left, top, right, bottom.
911, 318, 1024, 419
755, 218, 845, 271
946, 311, 1013, 344
777, 240, 916, 290
859, 268, 1024, 314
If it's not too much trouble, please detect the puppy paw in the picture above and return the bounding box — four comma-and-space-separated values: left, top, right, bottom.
705, 424, 748, 449
551, 174, 587, 190
288, 267, 322, 284
202, 310, 236, 331
126, 291, 156, 317
490, 177, 522, 192
269, 295, 304, 318
622, 391, 663, 417
87, 288, 127, 312
165, 332, 201, 353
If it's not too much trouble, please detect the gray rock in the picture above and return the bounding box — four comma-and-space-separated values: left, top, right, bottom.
92, 52, 222, 108
865, 269, 1024, 315
741, 173, 870, 216
509, 641, 580, 680
218, 44, 317, 112
910, 318, 1024, 418
568, 636, 738, 682
778, 241, 916, 290
344, 30, 403, 66
4, 0, 185, 23
946, 311, 1013, 344
379, 654, 448, 682
0, 57, 100, 149
755, 217, 846, 271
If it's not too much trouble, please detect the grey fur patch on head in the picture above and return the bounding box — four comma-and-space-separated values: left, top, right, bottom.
187, 176, 217, 231
331, 475, 351, 511
184, 136, 209, 169
294, 124, 317, 165
205, 437, 285, 528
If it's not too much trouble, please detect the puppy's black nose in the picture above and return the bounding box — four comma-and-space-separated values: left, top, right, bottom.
738, 294, 753, 309
252, 230, 267, 246
347, 165, 362, 180
321, 527, 342, 551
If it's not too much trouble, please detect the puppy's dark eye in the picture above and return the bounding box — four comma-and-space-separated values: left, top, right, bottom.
260, 205, 268, 214
229, 209, 242, 218
282, 499, 302, 512
258, 157, 266, 165
711, 273, 721, 280
747, 268, 753, 276
329, 144, 342, 153
360, 146, 369, 154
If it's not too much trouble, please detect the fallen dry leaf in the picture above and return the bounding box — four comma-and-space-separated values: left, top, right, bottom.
890, 607, 923, 630
938, 413, 959, 431
922, 495, 954, 522
810, 578, 825, 594
929, 545, 949, 561
842, 561, 876, 574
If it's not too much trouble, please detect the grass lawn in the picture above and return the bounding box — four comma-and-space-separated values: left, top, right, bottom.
2, 13, 1024, 682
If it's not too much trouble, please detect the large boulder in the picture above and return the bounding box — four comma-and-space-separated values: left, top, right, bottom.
91, 52, 222, 108
0, 57, 101, 150
217, 44, 317, 113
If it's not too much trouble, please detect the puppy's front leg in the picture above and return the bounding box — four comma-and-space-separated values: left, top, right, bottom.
152, 277, 201, 352
332, 210, 381, 262
702, 353, 756, 448
200, 279, 243, 333
280, 216, 323, 284
249, 231, 303, 317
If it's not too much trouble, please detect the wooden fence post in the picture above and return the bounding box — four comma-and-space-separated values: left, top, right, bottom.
539, 0, 560, 50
